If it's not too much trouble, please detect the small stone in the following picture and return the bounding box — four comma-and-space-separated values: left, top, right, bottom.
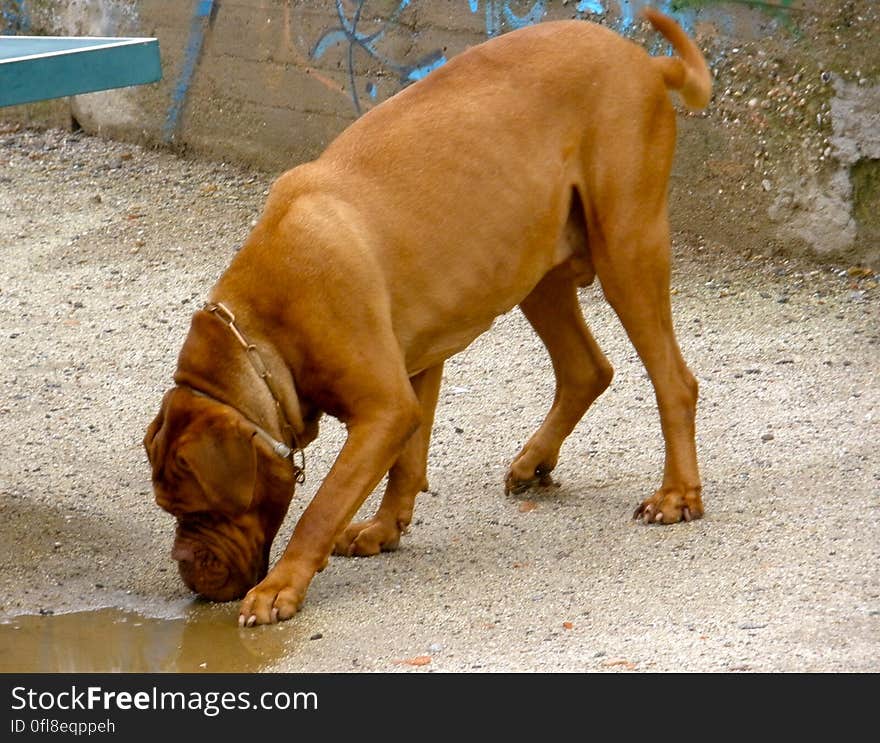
309, 632, 323, 641
761, 433, 775, 442
762, 179, 772, 191
428, 642, 444, 653
847, 266, 874, 278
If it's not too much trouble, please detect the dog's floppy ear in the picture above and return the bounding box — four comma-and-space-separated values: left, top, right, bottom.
176, 413, 257, 515
143, 389, 172, 467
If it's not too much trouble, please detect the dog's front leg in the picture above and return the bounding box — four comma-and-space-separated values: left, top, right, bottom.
334, 363, 443, 557
238, 398, 421, 626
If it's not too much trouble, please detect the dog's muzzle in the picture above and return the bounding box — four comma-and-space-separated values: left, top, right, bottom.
172, 516, 267, 602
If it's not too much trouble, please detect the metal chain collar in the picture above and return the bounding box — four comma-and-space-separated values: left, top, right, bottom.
205, 302, 305, 484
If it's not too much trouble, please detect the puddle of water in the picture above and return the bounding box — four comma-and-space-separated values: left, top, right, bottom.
0, 603, 290, 673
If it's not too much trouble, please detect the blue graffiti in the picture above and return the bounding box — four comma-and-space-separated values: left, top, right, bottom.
311, 0, 449, 115
479, 1, 547, 38
152, 0, 787, 125
576, 0, 605, 15
617, 0, 636, 30
1, 0, 30, 34
163, 0, 216, 142
310, 1, 552, 113
308, 1, 708, 114
576, 0, 605, 13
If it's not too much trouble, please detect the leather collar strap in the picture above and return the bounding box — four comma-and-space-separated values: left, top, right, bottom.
203, 302, 305, 484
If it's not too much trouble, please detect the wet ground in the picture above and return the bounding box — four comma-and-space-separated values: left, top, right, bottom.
0, 604, 287, 673
0, 126, 877, 672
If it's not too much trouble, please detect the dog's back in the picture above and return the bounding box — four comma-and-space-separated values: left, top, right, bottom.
221, 15, 712, 375
264, 24, 678, 315
322, 14, 710, 171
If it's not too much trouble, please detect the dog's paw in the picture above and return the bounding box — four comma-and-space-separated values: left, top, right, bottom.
633, 487, 703, 525
504, 466, 558, 496
238, 571, 307, 627
333, 517, 403, 557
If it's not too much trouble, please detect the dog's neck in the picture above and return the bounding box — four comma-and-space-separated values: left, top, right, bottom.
181, 384, 305, 482
173, 304, 307, 450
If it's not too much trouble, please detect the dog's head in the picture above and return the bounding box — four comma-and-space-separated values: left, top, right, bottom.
144, 384, 297, 602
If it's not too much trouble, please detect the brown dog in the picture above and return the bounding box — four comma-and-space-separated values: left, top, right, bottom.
144, 9, 711, 626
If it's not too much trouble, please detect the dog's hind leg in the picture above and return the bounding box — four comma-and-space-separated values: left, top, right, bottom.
333, 363, 443, 557
505, 263, 613, 495
592, 212, 702, 525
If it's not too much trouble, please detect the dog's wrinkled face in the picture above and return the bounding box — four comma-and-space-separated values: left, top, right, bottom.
144, 387, 295, 601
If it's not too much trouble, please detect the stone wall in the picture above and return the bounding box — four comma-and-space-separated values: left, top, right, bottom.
1, 1, 877, 265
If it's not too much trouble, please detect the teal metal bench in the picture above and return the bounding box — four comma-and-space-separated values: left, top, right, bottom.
0, 36, 161, 107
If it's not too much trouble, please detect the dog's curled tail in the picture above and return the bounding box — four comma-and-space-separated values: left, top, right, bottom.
643, 7, 712, 110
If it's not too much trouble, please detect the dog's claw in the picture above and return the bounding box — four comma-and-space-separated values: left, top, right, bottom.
505, 468, 557, 496
633, 488, 703, 526
246, 615, 257, 627
271, 607, 279, 623
538, 470, 557, 487
637, 503, 654, 524
334, 516, 402, 557
238, 614, 246, 628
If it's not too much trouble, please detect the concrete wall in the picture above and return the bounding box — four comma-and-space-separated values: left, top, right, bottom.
2, 1, 877, 265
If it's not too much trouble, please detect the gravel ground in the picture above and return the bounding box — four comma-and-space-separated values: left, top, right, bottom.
0, 125, 877, 672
